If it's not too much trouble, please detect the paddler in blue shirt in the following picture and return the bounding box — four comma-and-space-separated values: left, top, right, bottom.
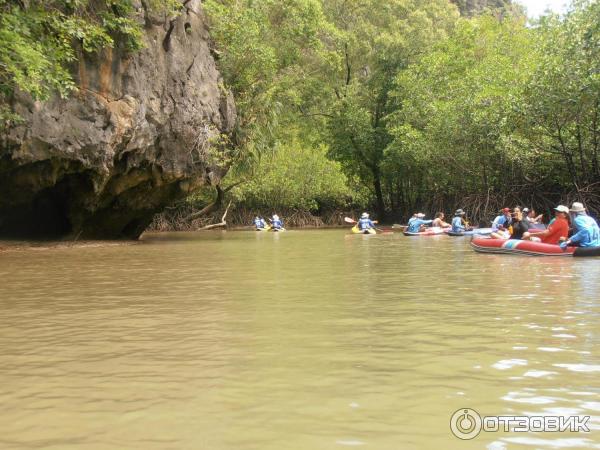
451, 209, 467, 233
254, 216, 267, 230
492, 207, 512, 230
490, 207, 512, 239
407, 213, 432, 233
271, 214, 284, 231
358, 212, 376, 231
560, 202, 600, 249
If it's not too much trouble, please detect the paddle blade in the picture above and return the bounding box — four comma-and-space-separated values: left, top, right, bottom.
344, 217, 357, 223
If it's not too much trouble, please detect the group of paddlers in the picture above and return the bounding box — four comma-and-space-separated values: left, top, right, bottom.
486, 203, 600, 248
255, 202, 600, 249
253, 215, 284, 231
379, 202, 600, 248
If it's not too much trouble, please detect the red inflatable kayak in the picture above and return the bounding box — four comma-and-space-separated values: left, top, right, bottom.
471, 238, 600, 257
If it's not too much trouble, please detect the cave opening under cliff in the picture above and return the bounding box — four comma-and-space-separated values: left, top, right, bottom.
0, 189, 72, 239
0, 170, 98, 240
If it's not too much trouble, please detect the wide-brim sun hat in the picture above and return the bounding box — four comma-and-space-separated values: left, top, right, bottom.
570, 202, 586, 213
455, 209, 465, 215
361, 213, 369, 218
554, 205, 569, 214
416, 213, 426, 218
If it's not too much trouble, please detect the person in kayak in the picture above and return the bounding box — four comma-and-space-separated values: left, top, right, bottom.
432, 212, 450, 228
271, 214, 284, 231
509, 207, 529, 239
490, 208, 512, 239
560, 202, 600, 249
451, 209, 469, 233
492, 208, 512, 231
407, 213, 432, 233
523, 208, 543, 225
490, 207, 528, 239
254, 216, 267, 230
358, 212, 376, 231
524, 205, 569, 244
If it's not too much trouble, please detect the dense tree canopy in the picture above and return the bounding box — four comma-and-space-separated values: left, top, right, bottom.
3, 0, 599, 224
212, 0, 600, 218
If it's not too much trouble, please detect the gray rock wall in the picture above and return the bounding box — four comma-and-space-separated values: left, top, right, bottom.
0, 0, 236, 239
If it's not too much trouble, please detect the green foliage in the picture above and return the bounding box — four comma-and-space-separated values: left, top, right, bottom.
230, 138, 359, 211
203, 0, 326, 170
317, 0, 459, 215
518, 0, 600, 187
390, 16, 537, 198
385, 0, 600, 216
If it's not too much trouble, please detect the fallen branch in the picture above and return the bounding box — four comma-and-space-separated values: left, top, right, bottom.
198, 201, 232, 230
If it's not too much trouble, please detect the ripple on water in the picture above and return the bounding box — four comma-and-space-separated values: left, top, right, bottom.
502, 437, 600, 449
523, 370, 558, 378
554, 364, 600, 373
501, 391, 557, 405
492, 359, 528, 370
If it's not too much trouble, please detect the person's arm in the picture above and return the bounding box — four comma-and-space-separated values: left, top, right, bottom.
565, 217, 588, 245
538, 225, 551, 238
568, 228, 588, 245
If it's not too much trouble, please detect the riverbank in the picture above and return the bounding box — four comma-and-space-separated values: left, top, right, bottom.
0, 240, 139, 253
147, 207, 357, 232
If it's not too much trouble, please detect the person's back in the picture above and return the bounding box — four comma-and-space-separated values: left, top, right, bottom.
451, 216, 465, 233
271, 215, 283, 230
541, 216, 569, 245
358, 217, 374, 230
407, 217, 431, 233
572, 214, 600, 247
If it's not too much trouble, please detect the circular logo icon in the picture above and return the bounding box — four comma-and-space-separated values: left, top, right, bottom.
450, 408, 482, 440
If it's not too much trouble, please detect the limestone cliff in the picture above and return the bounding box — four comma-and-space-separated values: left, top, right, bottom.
450, 0, 517, 16
0, 0, 236, 239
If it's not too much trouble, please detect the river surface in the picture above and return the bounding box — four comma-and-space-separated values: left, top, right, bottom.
1, 230, 600, 449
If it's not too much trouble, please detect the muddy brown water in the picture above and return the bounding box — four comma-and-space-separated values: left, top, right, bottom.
1, 230, 599, 449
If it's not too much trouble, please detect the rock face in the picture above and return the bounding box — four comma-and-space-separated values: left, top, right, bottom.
450, 0, 516, 16
0, 0, 236, 239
